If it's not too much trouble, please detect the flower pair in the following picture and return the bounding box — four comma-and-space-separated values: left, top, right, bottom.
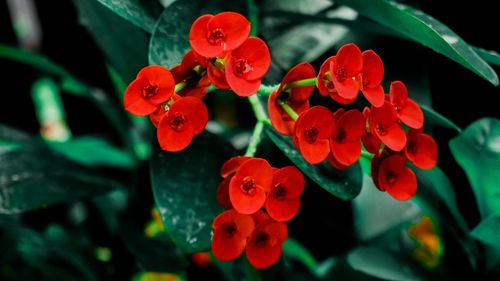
189, 12, 270, 96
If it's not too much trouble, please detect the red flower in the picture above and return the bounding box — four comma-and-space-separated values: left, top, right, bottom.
246, 219, 288, 269
389, 81, 424, 129
149, 94, 182, 128
317, 56, 357, 105
171, 50, 210, 99
212, 209, 254, 261
405, 130, 438, 170
157, 97, 208, 152
225, 37, 271, 96
377, 154, 417, 201
216, 156, 251, 209
369, 101, 407, 151
265, 166, 305, 222
294, 106, 335, 164
361, 107, 382, 154
358, 50, 385, 107
190, 252, 212, 267
124, 65, 175, 116
207, 60, 230, 89
329, 109, 365, 166
189, 12, 250, 58
252, 210, 270, 226
268, 63, 315, 135
229, 158, 273, 214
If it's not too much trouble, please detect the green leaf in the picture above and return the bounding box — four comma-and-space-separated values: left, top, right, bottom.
266, 128, 362, 201
421, 105, 461, 133
335, 0, 499, 86
474, 46, 500, 66
96, 0, 163, 33
283, 237, 318, 271
449, 118, 500, 218
151, 132, 226, 253
471, 215, 500, 247
47, 136, 136, 169
347, 245, 424, 281
73, 0, 149, 82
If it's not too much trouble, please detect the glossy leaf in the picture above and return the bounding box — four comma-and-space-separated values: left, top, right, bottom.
421, 105, 461, 133
283, 237, 318, 271
471, 215, 500, 247
335, 0, 499, 86
266, 128, 362, 201
96, 0, 163, 33
151, 132, 226, 253
474, 46, 500, 66
449, 118, 500, 218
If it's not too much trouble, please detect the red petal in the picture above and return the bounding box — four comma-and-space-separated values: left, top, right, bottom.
377, 154, 417, 201
252, 211, 270, 227
268, 91, 293, 135
213, 209, 236, 229
216, 177, 233, 209
272, 166, 305, 198
234, 158, 273, 191
361, 84, 385, 108
295, 106, 335, 139
369, 102, 398, 130
225, 68, 261, 97
316, 57, 335, 96
332, 74, 359, 100
208, 12, 250, 53
189, 14, 223, 58
398, 99, 424, 129
229, 37, 270, 80
389, 80, 408, 107
406, 133, 438, 170
149, 105, 168, 128
361, 50, 384, 87
298, 137, 330, 164
331, 140, 362, 166
212, 229, 246, 261
378, 123, 407, 152
337, 109, 365, 141
279, 62, 316, 101
169, 97, 208, 135
124, 78, 157, 116
220, 156, 251, 178
207, 63, 230, 89
157, 118, 194, 152
265, 221, 288, 241
327, 153, 348, 171
335, 43, 363, 76
266, 197, 300, 222
362, 130, 382, 154
330, 91, 357, 105
229, 179, 267, 214
386, 167, 417, 201
246, 223, 286, 269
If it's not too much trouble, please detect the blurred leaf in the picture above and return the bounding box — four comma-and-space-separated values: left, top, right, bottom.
283, 237, 318, 271
47, 136, 136, 169
474, 46, 500, 66
96, 0, 163, 33
347, 245, 424, 281
73, 0, 149, 82
421, 105, 461, 133
266, 128, 362, 200
335, 0, 499, 86
471, 215, 500, 247
449, 118, 500, 218
151, 132, 226, 253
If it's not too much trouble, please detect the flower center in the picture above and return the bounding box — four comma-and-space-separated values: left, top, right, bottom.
323, 72, 335, 92
254, 232, 270, 247
142, 84, 158, 99
375, 123, 387, 136
336, 67, 347, 81
304, 127, 319, 144
169, 113, 186, 131
234, 59, 252, 77
272, 183, 287, 201
385, 171, 397, 186
407, 142, 417, 155
241, 176, 256, 195
335, 128, 346, 143
222, 222, 237, 238
207, 28, 226, 46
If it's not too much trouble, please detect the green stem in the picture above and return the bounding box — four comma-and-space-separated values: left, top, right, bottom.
256, 84, 279, 96
361, 150, 374, 160
174, 81, 187, 93
278, 100, 299, 121
248, 95, 268, 123
245, 122, 264, 157
282, 77, 317, 92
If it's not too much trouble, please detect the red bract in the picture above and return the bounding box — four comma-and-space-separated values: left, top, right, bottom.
265, 166, 305, 222
369, 102, 407, 151
358, 50, 385, 107
189, 12, 250, 58
124, 65, 175, 116
330, 43, 363, 100
389, 81, 424, 129
361, 107, 382, 154
406, 130, 438, 170
229, 158, 273, 214
225, 37, 271, 96
216, 156, 251, 209
171, 50, 210, 99
207, 60, 230, 89
294, 106, 335, 164
317, 56, 357, 105
377, 154, 417, 201
157, 97, 208, 152
212, 210, 254, 261
329, 109, 365, 166
246, 220, 288, 269
268, 63, 315, 135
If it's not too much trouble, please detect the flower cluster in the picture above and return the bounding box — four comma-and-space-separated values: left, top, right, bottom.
123, 12, 271, 151
212, 157, 305, 269
268, 43, 438, 200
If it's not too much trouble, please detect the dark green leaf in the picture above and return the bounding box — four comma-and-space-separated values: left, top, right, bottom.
96, 0, 163, 33
151, 132, 226, 253
266, 128, 362, 201
449, 118, 500, 218
73, 0, 149, 82
421, 105, 461, 133
335, 0, 499, 86
471, 215, 500, 247
474, 46, 500, 66
283, 237, 318, 271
